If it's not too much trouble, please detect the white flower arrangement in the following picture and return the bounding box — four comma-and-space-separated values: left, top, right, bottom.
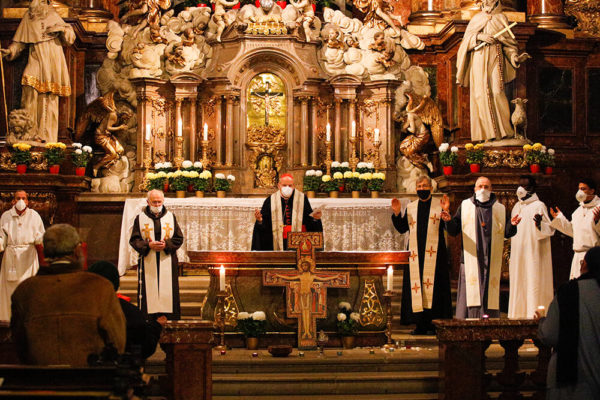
331, 161, 340, 168
215, 173, 226, 179
227, 174, 235, 181
341, 161, 349, 168
337, 302, 358, 336
163, 162, 172, 168
252, 311, 266, 321
75, 149, 82, 154
72, 143, 82, 149
337, 313, 347, 321
236, 310, 267, 337
155, 162, 164, 170
548, 149, 555, 156
306, 169, 316, 176
200, 170, 212, 179
350, 312, 360, 321
451, 146, 459, 153
315, 170, 323, 177
322, 175, 331, 182
237, 312, 250, 320
438, 143, 450, 152
357, 162, 367, 169
366, 162, 374, 169
333, 172, 343, 180
339, 301, 351, 311
343, 171, 353, 179
182, 160, 193, 169
194, 161, 203, 169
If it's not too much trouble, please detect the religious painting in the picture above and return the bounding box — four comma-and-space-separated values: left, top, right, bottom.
247, 73, 287, 131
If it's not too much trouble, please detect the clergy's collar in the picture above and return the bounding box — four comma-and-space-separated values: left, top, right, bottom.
37, 261, 82, 275
144, 205, 167, 219
580, 195, 600, 208
519, 193, 539, 205
471, 193, 497, 208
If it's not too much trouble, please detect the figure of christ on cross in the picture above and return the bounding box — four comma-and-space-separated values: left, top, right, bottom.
250, 80, 284, 127
263, 232, 350, 349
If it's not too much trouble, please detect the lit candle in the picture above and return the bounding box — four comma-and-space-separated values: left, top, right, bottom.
203, 123, 208, 141
537, 305, 546, 318
427, 0, 432, 11
541, 0, 545, 14
351, 121, 356, 138
219, 265, 226, 291
326, 123, 331, 142
177, 119, 182, 137
145, 124, 151, 141
387, 266, 393, 291
374, 128, 380, 143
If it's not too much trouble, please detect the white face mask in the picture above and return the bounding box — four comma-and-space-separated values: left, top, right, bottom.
475, 188, 491, 203
15, 199, 26, 211
576, 189, 587, 203
516, 186, 528, 200
280, 186, 294, 198
149, 205, 162, 214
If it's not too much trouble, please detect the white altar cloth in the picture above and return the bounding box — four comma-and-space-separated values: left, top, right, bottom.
118, 197, 410, 275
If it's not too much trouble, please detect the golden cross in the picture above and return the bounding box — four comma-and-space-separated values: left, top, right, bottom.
163, 223, 173, 240
423, 279, 433, 289
412, 282, 421, 294
141, 224, 153, 241
425, 246, 437, 258
409, 251, 417, 262
430, 214, 440, 225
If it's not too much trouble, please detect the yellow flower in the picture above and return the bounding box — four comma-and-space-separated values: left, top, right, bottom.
474, 143, 484, 150
14, 143, 31, 151
333, 172, 343, 180
146, 172, 157, 180
532, 143, 543, 151
189, 171, 199, 178
465, 143, 474, 150
523, 144, 532, 151
352, 171, 360, 178
322, 175, 331, 182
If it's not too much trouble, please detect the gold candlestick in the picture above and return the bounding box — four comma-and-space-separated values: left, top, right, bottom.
214, 290, 227, 351
325, 140, 332, 176
174, 133, 184, 170
382, 290, 396, 349
373, 139, 382, 172
349, 135, 359, 172
139, 134, 153, 191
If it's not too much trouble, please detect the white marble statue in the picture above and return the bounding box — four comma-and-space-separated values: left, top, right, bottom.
456, 0, 530, 142
0, 0, 75, 144
91, 156, 133, 193
289, 0, 315, 42
211, 0, 240, 42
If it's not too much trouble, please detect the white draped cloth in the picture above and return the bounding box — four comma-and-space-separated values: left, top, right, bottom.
118, 197, 409, 275
0, 207, 45, 321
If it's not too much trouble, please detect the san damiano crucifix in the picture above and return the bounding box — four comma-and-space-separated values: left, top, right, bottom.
263, 232, 350, 349
250, 80, 284, 127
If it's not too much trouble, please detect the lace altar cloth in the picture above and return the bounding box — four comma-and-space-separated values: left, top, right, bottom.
118, 197, 410, 275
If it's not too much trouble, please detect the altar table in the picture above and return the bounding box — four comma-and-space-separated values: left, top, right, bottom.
118, 197, 409, 274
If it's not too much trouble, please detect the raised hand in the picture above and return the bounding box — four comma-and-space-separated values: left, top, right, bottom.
550, 207, 561, 219
533, 213, 543, 230
440, 194, 450, 212
391, 198, 402, 216
511, 214, 522, 226
255, 208, 263, 223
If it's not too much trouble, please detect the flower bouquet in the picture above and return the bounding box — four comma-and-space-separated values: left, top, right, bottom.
438, 143, 459, 175
337, 302, 359, 348
71, 143, 93, 176
154, 162, 174, 173
11, 143, 32, 173
44, 142, 67, 173
303, 169, 320, 196
524, 143, 544, 173
236, 311, 267, 349
541, 148, 555, 174
356, 162, 374, 174
345, 171, 362, 196
215, 173, 235, 197
465, 143, 484, 173
145, 171, 168, 191
192, 170, 212, 196
368, 172, 385, 197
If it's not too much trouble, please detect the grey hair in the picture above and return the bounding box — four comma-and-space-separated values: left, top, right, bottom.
147, 189, 164, 200
416, 175, 432, 186
44, 224, 81, 258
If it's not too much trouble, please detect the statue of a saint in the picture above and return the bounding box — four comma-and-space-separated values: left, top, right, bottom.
456, 0, 530, 142
1, 0, 75, 144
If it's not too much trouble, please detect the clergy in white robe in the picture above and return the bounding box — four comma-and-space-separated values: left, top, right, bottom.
0, 191, 44, 322
129, 190, 183, 320
508, 176, 554, 319
549, 179, 600, 280
443, 176, 520, 319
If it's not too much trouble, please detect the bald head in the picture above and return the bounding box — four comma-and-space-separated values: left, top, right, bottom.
475, 176, 492, 192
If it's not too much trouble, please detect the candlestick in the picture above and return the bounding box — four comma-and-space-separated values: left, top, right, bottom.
140, 128, 153, 192
372, 129, 382, 172
219, 265, 226, 291
146, 124, 151, 141
200, 127, 213, 169
174, 129, 184, 169
214, 289, 228, 351
348, 128, 358, 172
374, 128, 380, 143
387, 266, 393, 291
203, 123, 208, 141
326, 123, 332, 142
382, 290, 396, 350
178, 119, 182, 137
325, 137, 333, 176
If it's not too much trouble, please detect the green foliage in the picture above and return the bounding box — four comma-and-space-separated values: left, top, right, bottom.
170, 174, 188, 191
236, 313, 267, 338
336, 302, 359, 337
303, 174, 321, 192
439, 151, 458, 166
11, 149, 31, 165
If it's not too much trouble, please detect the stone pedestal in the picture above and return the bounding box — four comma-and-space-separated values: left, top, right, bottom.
528, 0, 571, 30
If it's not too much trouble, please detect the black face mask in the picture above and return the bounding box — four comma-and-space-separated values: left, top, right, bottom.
417, 190, 431, 200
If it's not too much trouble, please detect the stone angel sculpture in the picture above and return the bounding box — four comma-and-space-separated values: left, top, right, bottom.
212, 0, 240, 42
75, 92, 132, 177
289, 0, 315, 42
396, 83, 444, 170
119, 0, 172, 43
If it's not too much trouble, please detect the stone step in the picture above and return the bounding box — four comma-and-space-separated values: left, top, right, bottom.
214, 395, 437, 400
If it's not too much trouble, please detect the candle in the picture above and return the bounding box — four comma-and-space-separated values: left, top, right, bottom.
219, 265, 225, 291
537, 305, 546, 318
203, 123, 208, 141
374, 128, 380, 143
351, 121, 356, 138
145, 124, 151, 141
387, 266, 393, 291
541, 0, 545, 14
427, 0, 432, 11
326, 123, 331, 142
177, 119, 182, 137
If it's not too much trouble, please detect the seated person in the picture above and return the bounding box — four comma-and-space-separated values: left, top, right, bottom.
11, 224, 126, 366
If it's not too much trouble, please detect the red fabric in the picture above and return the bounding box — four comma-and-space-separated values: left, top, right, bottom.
117, 293, 131, 302
282, 225, 306, 239
280, 173, 293, 180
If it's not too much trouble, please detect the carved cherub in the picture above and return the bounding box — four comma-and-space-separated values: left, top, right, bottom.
166, 43, 186, 68
353, 0, 404, 34
289, 0, 315, 42
212, 0, 240, 42
181, 27, 196, 46
119, 0, 171, 43
369, 31, 386, 52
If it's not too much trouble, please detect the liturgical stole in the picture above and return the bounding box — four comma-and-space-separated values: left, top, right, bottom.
461, 199, 505, 310
270, 190, 304, 251
406, 200, 441, 312
138, 211, 175, 314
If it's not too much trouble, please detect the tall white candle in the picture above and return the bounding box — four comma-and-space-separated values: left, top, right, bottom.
177, 119, 182, 137
541, 0, 545, 14
326, 123, 331, 142
374, 128, 380, 143
203, 123, 208, 141
145, 124, 151, 141
219, 265, 226, 291
387, 266, 393, 291
351, 121, 356, 138
428, 0, 433, 11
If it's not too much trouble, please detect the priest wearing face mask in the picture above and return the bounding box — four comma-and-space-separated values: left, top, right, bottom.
391, 176, 453, 335
508, 175, 554, 319
442, 176, 521, 319
252, 173, 323, 251
0, 190, 45, 322
129, 189, 183, 320
549, 178, 600, 280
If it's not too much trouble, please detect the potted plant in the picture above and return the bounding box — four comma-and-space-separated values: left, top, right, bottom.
438, 143, 458, 175
215, 173, 235, 197
336, 302, 359, 348
71, 143, 93, 176
465, 143, 484, 173
368, 172, 385, 198
524, 143, 543, 173
44, 142, 67, 174
11, 143, 32, 174
155, 162, 174, 191
321, 174, 339, 198
170, 170, 188, 198
356, 162, 374, 174
303, 169, 320, 198
192, 170, 211, 197
345, 171, 362, 198
543, 148, 555, 174
236, 311, 267, 350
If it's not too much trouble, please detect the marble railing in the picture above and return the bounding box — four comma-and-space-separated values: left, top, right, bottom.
433, 319, 550, 400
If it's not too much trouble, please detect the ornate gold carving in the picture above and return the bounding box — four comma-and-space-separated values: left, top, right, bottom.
0, 151, 47, 171
154, 151, 167, 163
358, 279, 385, 327
565, 0, 600, 36
245, 20, 288, 35
359, 99, 379, 118
316, 98, 332, 117
204, 96, 219, 118
215, 284, 240, 327
150, 96, 169, 116
246, 126, 287, 188
483, 150, 528, 169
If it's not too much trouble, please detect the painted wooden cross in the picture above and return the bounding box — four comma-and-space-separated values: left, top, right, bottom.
163, 223, 173, 240
141, 224, 153, 240
263, 232, 350, 349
